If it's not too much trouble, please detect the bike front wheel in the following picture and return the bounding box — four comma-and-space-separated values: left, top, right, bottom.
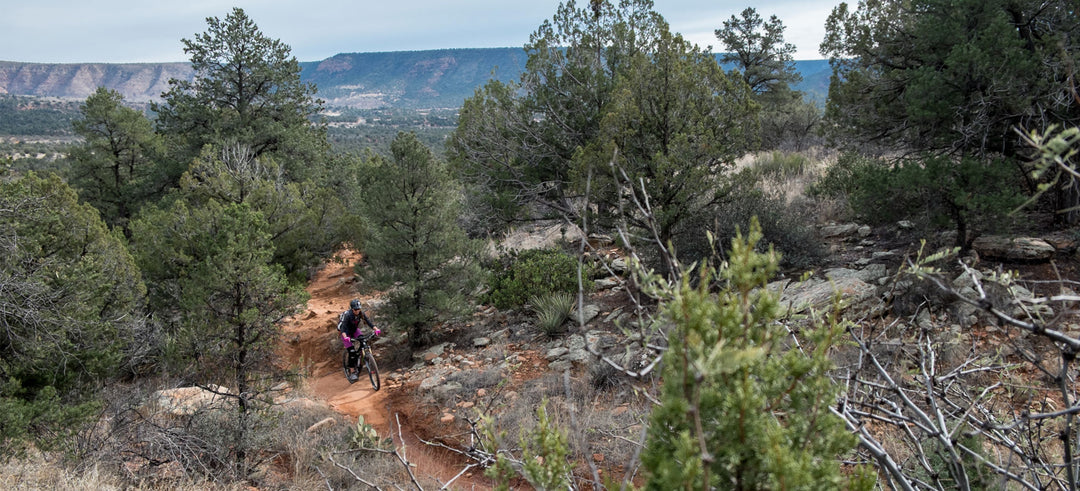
364, 350, 380, 391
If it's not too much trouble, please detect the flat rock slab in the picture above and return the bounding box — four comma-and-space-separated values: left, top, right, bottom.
972, 236, 1055, 261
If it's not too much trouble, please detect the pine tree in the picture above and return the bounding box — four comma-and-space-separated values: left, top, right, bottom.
130, 198, 306, 476
357, 132, 480, 346
579, 25, 755, 279
153, 7, 329, 184
449, 0, 668, 224
821, 0, 1079, 158
715, 8, 818, 151
67, 87, 163, 235
0, 172, 146, 455
716, 7, 801, 97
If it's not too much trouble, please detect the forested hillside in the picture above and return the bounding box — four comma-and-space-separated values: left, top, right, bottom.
2, 1, 1080, 490
298, 48, 529, 109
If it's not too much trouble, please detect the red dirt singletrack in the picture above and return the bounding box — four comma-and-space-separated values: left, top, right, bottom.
277, 249, 495, 489
279, 248, 391, 431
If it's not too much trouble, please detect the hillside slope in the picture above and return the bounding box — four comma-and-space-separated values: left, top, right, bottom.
0, 61, 191, 102
0, 49, 831, 109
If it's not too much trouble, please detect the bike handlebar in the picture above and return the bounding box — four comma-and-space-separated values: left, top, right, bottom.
349, 332, 377, 344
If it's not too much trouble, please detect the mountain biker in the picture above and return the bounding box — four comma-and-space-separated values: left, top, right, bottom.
339, 299, 381, 382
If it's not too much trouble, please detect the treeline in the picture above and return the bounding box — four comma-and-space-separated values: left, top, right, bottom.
0, 95, 80, 136
3, 0, 1080, 489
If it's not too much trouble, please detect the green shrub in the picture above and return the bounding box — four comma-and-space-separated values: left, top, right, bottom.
482, 400, 575, 490
808, 151, 880, 200
640, 219, 867, 490
678, 184, 824, 271
920, 433, 995, 490
811, 153, 1025, 239
486, 248, 593, 309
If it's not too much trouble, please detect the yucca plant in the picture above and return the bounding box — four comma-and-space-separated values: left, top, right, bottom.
530, 291, 576, 338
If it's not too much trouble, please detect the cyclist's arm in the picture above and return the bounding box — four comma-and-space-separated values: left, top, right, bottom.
360, 310, 375, 329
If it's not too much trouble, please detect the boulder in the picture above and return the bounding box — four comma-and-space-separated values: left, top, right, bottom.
576, 303, 601, 325
775, 271, 879, 315
587, 233, 615, 247
595, 277, 622, 289
972, 236, 1055, 261
493, 222, 585, 253
609, 257, 628, 274
419, 370, 450, 391
819, 223, 862, 238
417, 343, 448, 363
565, 334, 589, 362
1042, 231, 1079, 253
545, 347, 570, 360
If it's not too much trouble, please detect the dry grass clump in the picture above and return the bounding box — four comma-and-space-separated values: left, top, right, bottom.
0, 459, 123, 491
8, 376, 418, 490
691, 148, 840, 270
319, 416, 421, 490
448, 367, 506, 393
738, 148, 855, 224
482, 369, 651, 484
0, 455, 253, 491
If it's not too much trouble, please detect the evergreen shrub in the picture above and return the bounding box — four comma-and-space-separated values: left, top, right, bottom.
486, 248, 593, 309
807, 151, 880, 201
813, 153, 1025, 241
705, 185, 825, 270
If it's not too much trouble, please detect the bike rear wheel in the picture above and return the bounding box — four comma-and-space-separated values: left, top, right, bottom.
364, 350, 380, 391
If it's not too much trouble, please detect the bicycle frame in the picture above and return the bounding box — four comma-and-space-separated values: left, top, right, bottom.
343, 333, 380, 390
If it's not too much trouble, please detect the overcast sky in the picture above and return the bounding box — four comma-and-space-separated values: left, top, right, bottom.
0, 1, 837, 64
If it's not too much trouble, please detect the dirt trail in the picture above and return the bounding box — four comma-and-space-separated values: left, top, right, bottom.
279, 248, 390, 431
278, 249, 493, 489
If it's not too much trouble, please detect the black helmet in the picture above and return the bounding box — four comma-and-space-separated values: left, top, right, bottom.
350, 299, 362, 310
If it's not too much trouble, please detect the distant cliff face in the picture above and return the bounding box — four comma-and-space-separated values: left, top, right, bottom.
0, 61, 193, 102
0, 49, 829, 109
0, 48, 528, 109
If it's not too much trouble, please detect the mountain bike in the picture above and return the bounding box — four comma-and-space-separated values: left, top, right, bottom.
343, 333, 380, 390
